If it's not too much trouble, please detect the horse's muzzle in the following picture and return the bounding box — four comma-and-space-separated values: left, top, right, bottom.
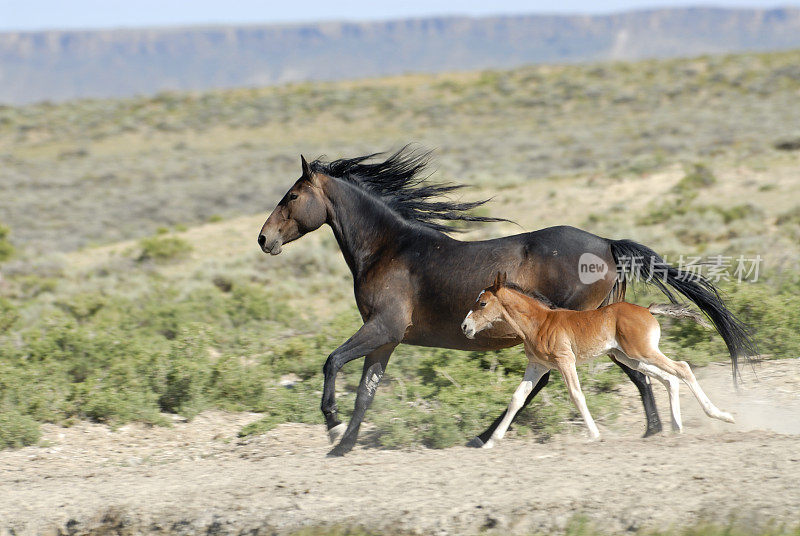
257, 233, 283, 255
461, 319, 476, 339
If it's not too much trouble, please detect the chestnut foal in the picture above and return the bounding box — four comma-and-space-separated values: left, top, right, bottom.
461, 272, 735, 446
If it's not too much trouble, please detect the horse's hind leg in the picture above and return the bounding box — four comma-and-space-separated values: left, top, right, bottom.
613, 353, 682, 432
634, 350, 735, 424
609, 356, 662, 437
483, 362, 549, 448
554, 356, 600, 440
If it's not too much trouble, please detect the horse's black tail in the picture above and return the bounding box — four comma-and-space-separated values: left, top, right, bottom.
608, 239, 757, 382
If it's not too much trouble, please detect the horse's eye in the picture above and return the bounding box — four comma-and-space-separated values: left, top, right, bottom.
479, 302, 487, 308
288, 193, 298, 201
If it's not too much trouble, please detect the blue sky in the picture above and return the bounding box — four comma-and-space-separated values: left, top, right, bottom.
1, 0, 797, 31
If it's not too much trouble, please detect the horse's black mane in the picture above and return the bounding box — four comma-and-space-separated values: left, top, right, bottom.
309, 147, 509, 233
503, 282, 559, 309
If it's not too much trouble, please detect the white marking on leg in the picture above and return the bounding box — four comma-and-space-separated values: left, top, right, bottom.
613, 351, 683, 432
576, 395, 600, 440
674, 361, 735, 423
488, 363, 548, 446
628, 349, 735, 426
636, 361, 683, 432
559, 360, 600, 440
327, 423, 347, 444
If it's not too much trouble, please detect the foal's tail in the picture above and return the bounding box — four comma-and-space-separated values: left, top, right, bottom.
648, 303, 712, 329
608, 239, 757, 382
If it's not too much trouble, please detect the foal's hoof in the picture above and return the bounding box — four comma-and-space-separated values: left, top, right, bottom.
327, 423, 346, 444
466, 436, 485, 448
720, 412, 736, 424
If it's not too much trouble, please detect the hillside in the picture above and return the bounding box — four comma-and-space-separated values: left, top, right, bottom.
2, 7, 800, 103
2, 50, 800, 254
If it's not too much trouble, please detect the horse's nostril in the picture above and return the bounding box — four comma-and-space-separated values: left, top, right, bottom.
258, 234, 266, 247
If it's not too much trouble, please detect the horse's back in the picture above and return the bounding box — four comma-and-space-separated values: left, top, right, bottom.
520, 226, 613, 259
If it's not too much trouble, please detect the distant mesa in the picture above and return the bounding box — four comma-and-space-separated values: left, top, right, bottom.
1, 7, 800, 104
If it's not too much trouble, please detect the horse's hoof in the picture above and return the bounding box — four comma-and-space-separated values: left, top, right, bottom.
720, 412, 736, 424
327, 423, 346, 444
642, 422, 663, 438
327, 444, 350, 457
466, 436, 485, 448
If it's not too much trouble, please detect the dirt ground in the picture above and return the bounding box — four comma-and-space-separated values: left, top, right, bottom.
1, 359, 799, 536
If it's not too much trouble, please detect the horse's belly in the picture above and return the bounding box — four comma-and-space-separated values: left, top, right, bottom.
574, 338, 616, 364
402, 324, 522, 351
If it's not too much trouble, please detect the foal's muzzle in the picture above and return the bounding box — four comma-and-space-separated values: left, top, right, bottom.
461, 318, 477, 339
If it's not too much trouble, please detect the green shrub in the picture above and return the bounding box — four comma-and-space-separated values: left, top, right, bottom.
238, 383, 322, 437
776, 206, 800, 226
54, 292, 107, 323
149, 326, 213, 419
672, 163, 717, 194
0, 223, 14, 262
137, 235, 193, 263
0, 298, 18, 333
0, 408, 41, 449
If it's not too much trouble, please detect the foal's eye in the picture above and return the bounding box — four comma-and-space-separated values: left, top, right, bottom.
288, 193, 298, 201
479, 302, 487, 308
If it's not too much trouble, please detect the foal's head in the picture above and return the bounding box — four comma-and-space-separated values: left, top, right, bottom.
461, 272, 508, 339
258, 156, 328, 255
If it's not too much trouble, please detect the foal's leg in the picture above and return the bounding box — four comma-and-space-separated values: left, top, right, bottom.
554, 356, 600, 440
468, 371, 551, 448
610, 356, 663, 437
635, 351, 735, 424
613, 353, 682, 432
483, 362, 549, 449
471, 356, 662, 445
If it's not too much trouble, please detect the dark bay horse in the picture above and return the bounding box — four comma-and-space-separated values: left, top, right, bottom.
258, 149, 755, 456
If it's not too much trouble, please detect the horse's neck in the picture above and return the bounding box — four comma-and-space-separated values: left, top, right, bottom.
498, 289, 549, 338
323, 178, 410, 278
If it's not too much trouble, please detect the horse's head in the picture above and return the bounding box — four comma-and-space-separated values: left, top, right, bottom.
258, 156, 328, 255
461, 272, 507, 339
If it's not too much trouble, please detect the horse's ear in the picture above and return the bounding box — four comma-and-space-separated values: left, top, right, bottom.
493, 271, 504, 289
300, 155, 312, 178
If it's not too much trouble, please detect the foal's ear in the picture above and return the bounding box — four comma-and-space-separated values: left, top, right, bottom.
499, 271, 508, 287
493, 271, 506, 289
300, 155, 312, 179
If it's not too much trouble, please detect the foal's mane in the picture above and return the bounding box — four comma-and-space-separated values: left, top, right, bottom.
502, 282, 560, 310
309, 147, 510, 233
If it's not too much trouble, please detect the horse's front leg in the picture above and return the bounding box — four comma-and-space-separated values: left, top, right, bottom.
327, 344, 395, 457
321, 319, 403, 445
